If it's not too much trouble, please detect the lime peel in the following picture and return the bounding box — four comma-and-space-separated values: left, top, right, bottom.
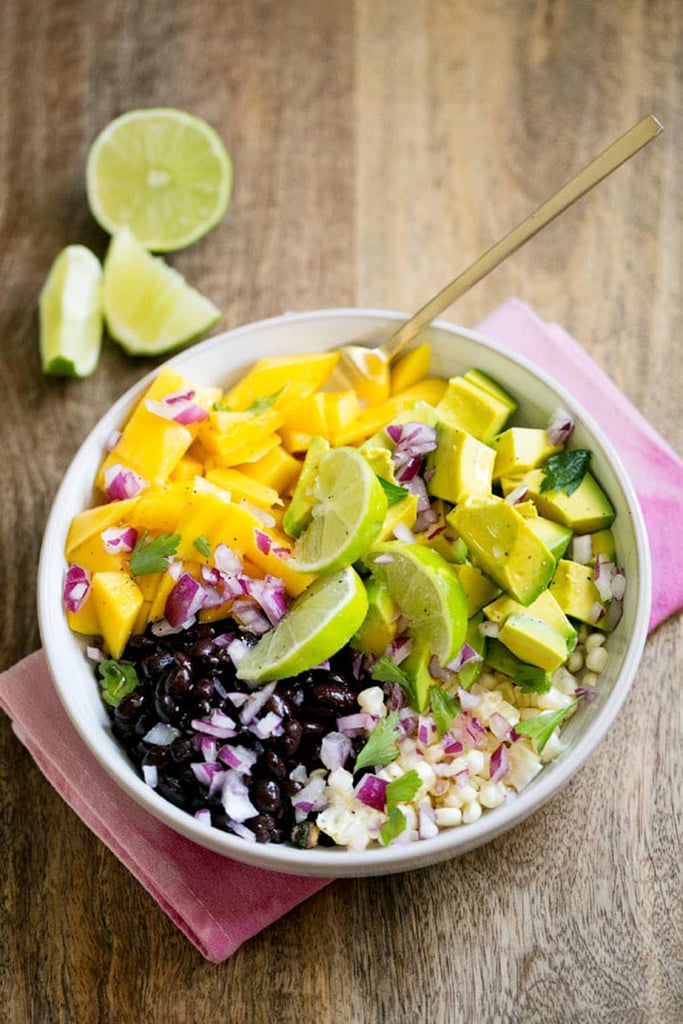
39, 245, 103, 377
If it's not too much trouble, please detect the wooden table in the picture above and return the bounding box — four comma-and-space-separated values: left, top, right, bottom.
1, 2, 681, 1021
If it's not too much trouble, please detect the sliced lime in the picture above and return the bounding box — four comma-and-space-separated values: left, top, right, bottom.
283, 435, 330, 539
288, 447, 388, 574
86, 107, 232, 252
366, 541, 468, 664
102, 227, 221, 355
236, 567, 368, 683
39, 245, 103, 377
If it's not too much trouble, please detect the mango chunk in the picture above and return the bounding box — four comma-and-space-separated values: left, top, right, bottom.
91, 572, 144, 659
238, 446, 302, 493
205, 468, 281, 509
67, 538, 127, 575
221, 352, 340, 411
66, 596, 101, 637
65, 498, 139, 557
390, 343, 430, 395
332, 379, 448, 446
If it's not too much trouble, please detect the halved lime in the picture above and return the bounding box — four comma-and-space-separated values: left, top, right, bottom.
102, 227, 221, 355
288, 447, 388, 573
366, 541, 468, 664
236, 567, 369, 683
39, 245, 103, 377
86, 108, 232, 252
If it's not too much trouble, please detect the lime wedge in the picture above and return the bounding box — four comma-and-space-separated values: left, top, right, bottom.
236, 567, 368, 683
102, 227, 221, 355
39, 245, 103, 377
288, 447, 388, 574
366, 542, 468, 664
86, 108, 232, 252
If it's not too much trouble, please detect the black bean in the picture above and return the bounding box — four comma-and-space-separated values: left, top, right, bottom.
276, 718, 302, 756
250, 777, 282, 814
263, 749, 287, 779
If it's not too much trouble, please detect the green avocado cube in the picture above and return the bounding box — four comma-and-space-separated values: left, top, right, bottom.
455, 562, 501, 616
458, 612, 487, 689
282, 435, 329, 538
525, 516, 573, 563
436, 376, 515, 442
426, 422, 496, 505
352, 577, 398, 656
484, 589, 577, 652
448, 495, 556, 606
513, 468, 615, 533
493, 428, 563, 479
464, 369, 518, 415
549, 559, 607, 629
498, 613, 569, 672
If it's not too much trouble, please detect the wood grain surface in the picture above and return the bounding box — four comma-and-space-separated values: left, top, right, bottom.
1, 2, 681, 1022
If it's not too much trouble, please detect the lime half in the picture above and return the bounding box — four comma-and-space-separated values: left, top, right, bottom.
102, 227, 221, 355
288, 447, 388, 574
366, 541, 468, 664
86, 108, 232, 252
236, 567, 369, 683
39, 245, 103, 377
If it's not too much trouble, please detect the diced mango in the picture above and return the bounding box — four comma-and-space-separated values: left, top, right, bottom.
205, 468, 281, 509
279, 427, 316, 453
198, 408, 284, 460
65, 498, 139, 557
67, 538, 127, 575
322, 391, 360, 434
170, 452, 205, 482
66, 596, 101, 637
221, 352, 340, 411
390, 343, 431, 395
129, 482, 195, 533
91, 572, 144, 659
377, 494, 419, 542
147, 569, 181, 623
281, 394, 329, 437
332, 379, 448, 446
239, 446, 302, 493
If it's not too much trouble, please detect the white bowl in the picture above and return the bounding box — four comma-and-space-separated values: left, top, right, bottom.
38, 309, 652, 877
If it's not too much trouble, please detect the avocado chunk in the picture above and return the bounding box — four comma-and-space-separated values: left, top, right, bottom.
588, 528, 616, 563
448, 495, 556, 606
464, 369, 518, 415
401, 645, 437, 713
426, 422, 496, 505
549, 559, 607, 629
416, 499, 468, 563
493, 427, 563, 479
283, 435, 329, 538
458, 612, 487, 689
498, 613, 569, 672
455, 562, 502, 616
436, 375, 516, 442
483, 639, 552, 692
511, 468, 615, 533
525, 516, 573, 563
352, 577, 398, 656
377, 492, 419, 541
484, 589, 577, 652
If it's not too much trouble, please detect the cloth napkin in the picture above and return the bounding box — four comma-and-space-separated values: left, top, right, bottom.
1, 299, 681, 963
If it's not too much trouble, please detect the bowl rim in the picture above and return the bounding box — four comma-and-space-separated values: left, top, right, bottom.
37, 307, 652, 877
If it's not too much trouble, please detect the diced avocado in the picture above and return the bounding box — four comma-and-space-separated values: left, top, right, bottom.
360, 446, 397, 484
525, 516, 573, 563
549, 559, 607, 629
484, 589, 577, 652
458, 612, 486, 689
493, 427, 563, 479
484, 638, 522, 677
514, 663, 552, 693
455, 562, 501, 616
483, 639, 552, 691
514, 500, 539, 518
436, 376, 515, 442
352, 578, 398, 656
377, 493, 419, 541
390, 399, 441, 429
282, 436, 329, 538
426, 422, 495, 505
497, 613, 569, 672
464, 369, 518, 415
402, 645, 437, 713
589, 528, 616, 563
416, 499, 468, 563
448, 495, 556, 606
513, 468, 615, 533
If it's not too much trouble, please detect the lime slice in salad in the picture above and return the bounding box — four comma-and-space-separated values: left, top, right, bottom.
86, 107, 233, 252
288, 447, 388, 573
236, 566, 369, 683
102, 227, 221, 355
366, 541, 468, 665
38, 245, 103, 377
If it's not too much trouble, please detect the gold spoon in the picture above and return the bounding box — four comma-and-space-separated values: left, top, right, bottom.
338, 114, 663, 404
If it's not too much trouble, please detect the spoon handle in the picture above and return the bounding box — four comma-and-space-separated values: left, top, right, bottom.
384, 114, 663, 359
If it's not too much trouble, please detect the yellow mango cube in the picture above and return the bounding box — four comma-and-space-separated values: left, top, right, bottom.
390, 343, 431, 395
205, 468, 281, 509
91, 572, 144, 659
280, 394, 329, 438
221, 352, 340, 411
322, 391, 360, 434
170, 452, 205, 482
332, 379, 448, 445
129, 482, 194, 533
66, 596, 101, 637
238, 446, 302, 494
67, 538, 127, 575
65, 498, 139, 557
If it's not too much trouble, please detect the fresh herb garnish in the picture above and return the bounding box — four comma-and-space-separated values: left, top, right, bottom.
379, 806, 407, 846
540, 449, 591, 496
211, 400, 232, 412
513, 663, 552, 693
247, 387, 286, 414
376, 476, 410, 507
97, 659, 139, 707
129, 530, 181, 576
193, 534, 212, 558
514, 700, 580, 752
429, 686, 461, 739
354, 711, 402, 773
370, 656, 417, 707
385, 769, 421, 809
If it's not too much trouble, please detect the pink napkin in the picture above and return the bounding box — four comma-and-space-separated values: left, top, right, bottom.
1, 299, 681, 963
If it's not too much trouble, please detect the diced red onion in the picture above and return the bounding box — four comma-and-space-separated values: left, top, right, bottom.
575, 683, 598, 702
571, 534, 593, 565
240, 500, 276, 527
163, 387, 196, 405
393, 522, 416, 544
231, 597, 272, 635
388, 636, 413, 665
254, 528, 272, 555
165, 572, 207, 628
289, 764, 309, 785
611, 569, 627, 601
190, 714, 237, 739
142, 765, 158, 789
588, 601, 606, 625
200, 735, 218, 762
448, 712, 488, 750
272, 545, 291, 560
386, 424, 403, 443
414, 506, 438, 533
214, 543, 244, 575
442, 735, 464, 755
145, 395, 208, 425
373, 554, 394, 565
406, 473, 431, 512
352, 651, 364, 679
104, 429, 122, 452
396, 456, 422, 483
398, 706, 418, 736
218, 743, 259, 774
489, 743, 510, 783
85, 645, 103, 663
604, 597, 624, 630
458, 687, 481, 711
453, 766, 470, 787
242, 575, 287, 625
63, 564, 91, 613
221, 770, 259, 822
417, 714, 436, 745
224, 690, 249, 707
191, 761, 225, 789
225, 638, 250, 668
479, 620, 500, 638
425, 524, 446, 540
167, 559, 184, 581
103, 463, 148, 501
320, 732, 352, 771
446, 642, 484, 674
150, 618, 186, 637
101, 525, 138, 554
423, 466, 435, 482
418, 803, 439, 840
428, 655, 454, 684
505, 484, 529, 506
227, 820, 257, 842
547, 406, 575, 446
292, 775, 328, 817
388, 682, 408, 711
489, 712, 513, 740
239, 680, 277, 724
194, 808, 212, 826
355, 774, 389, 811
336, 711, 377, 737
143, 723, 180, 746
249, 710, 284, 739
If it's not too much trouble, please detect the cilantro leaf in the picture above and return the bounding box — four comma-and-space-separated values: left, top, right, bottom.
97, 659, 139, 708
129, 530, 181, 577
385, 769, 422, 809
370, 656, 417, 707
429, 686, 461, 739
211, 400, 232, 412
513, 663, 552, 693
514, 700, 579, 752
354, 711, 401, 773
376, 476, 410, 507
193, 534, 212, 558
248, 387, 286, 413
540, 449, 591, 496
380, 806, 407, 846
